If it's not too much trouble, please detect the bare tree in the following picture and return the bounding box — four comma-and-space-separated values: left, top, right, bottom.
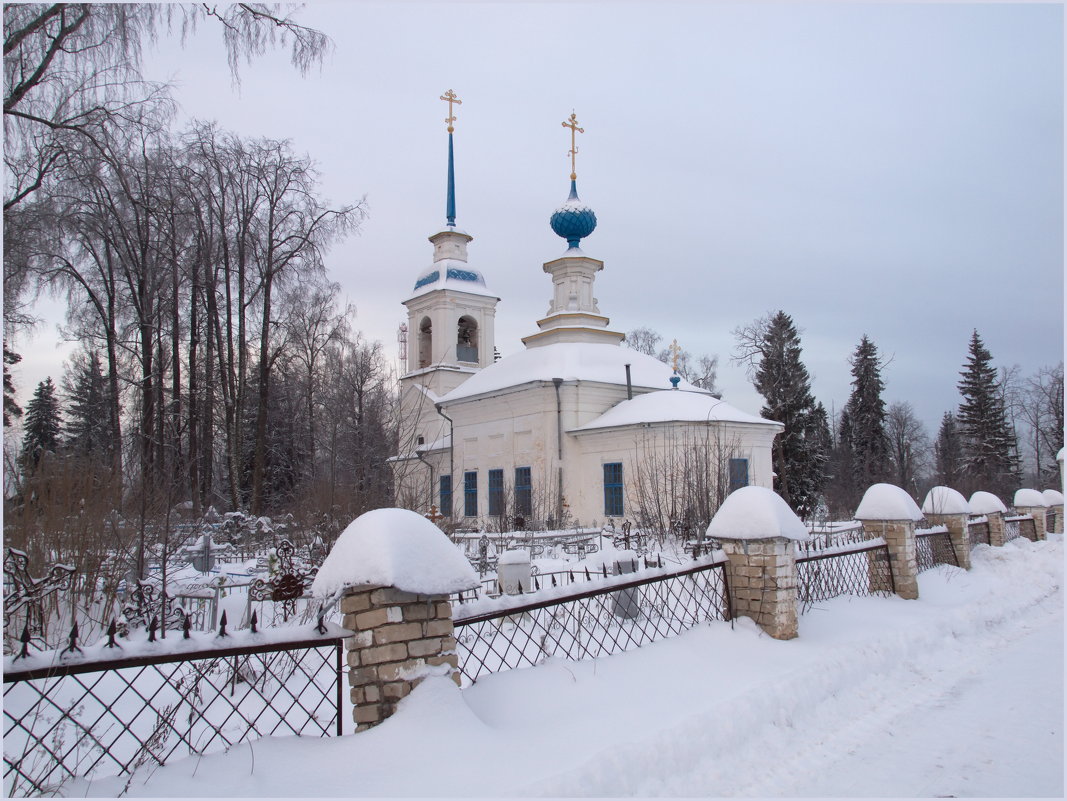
885, 401, 930, 496
1020, 363, 1064, 486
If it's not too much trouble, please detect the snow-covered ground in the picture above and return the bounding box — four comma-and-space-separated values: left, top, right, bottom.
66, 535, 1063, 798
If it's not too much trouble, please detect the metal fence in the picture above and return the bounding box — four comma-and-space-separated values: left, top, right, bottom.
967, 519, 991, 549
3, 622, 347, 796
452, 557, 731, 685
796, 540, 894, 612
915, 528, 960, 572
1004, 515, 1038, 542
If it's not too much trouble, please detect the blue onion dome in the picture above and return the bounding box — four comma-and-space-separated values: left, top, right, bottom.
550, 180, 597, 248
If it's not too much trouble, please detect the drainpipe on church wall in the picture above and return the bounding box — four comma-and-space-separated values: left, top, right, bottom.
435, 403, 455, 517
552, 378, 564, 523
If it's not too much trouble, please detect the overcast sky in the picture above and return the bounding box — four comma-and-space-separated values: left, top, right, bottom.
14, 1, 1064, 437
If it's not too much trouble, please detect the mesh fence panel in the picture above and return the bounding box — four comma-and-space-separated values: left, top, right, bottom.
4, 639, 343, 796
453, 562, 729, 685
796, 544, 893, 612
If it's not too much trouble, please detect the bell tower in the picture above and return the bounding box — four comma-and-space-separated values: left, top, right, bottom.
401, 90, 499, 398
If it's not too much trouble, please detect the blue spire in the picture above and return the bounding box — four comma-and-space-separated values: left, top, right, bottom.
446, 131, 456, 227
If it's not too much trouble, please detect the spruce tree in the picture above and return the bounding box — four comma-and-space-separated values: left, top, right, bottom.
63, 350, 111, 460
3, 347, 22, 427
957, 330, 1020, 498
934, 411, 963, 488
840, 335, 890, 504
20, 377, 62, 472
751, 311, 827, 518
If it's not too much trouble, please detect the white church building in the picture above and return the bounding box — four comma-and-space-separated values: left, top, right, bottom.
391, 101, 782, 531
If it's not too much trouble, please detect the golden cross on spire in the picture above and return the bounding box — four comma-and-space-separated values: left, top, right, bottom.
562, 111, 584, 180
668, 339, 682, 373
441, 89, 462, 133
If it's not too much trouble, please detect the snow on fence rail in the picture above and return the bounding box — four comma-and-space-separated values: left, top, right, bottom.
451, 555, 731, 685
2, 620, 349, 797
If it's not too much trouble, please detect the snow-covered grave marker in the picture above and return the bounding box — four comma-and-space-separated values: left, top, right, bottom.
312, 508, 479, 731
707, 486, 811, 640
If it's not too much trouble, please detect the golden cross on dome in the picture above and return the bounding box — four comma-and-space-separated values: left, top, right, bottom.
562, 111, 584, 180
668, 339, 682, 373
441, 89, 462, 133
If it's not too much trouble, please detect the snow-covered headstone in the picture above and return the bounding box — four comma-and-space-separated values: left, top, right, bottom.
497, 549, 531, 595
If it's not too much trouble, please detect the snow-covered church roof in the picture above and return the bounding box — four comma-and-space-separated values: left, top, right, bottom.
438, 342, 701, 404
409, 256, 496, 300
571, 389, 781, 433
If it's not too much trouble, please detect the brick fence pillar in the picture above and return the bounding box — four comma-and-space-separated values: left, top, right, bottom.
340, 584, 459, 732
857, 518, 919, 600
985, 511, 1006, 547
718, 536, 798, 640
1049, 504, 1064, 534
925, 513, 971, 569
1015, 506, 1047, 541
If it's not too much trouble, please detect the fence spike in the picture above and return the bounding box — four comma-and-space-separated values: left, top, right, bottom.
182, 612, 192, 639
148, 616, 158, 643
218, 610, 228, 637
584, 567, 590, 581
16, 621, 31, 659
534, 576, 540, 591
106, 618, 119, 648
62, 620, 82, 656
250, 610, 258, 634
602, 564, 607, 577
552, 574, 558, 588
316, 605, 327, 635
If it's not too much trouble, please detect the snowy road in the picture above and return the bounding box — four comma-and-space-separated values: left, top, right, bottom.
70, 536, 1063, 798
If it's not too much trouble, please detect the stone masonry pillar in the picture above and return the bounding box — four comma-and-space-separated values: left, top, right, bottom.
985, 511, 1006, 547
1050, 504, 1064, 534
718, 536, 798, 640
925, 513, 971, 570
341, 584, 460, 732
1015, 506, 1047, 541
859, 519, 919, 600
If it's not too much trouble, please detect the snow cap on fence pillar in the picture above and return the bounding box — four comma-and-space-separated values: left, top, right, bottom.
1042, 489, 1064, 506
707, 486, 810, 541
854, 483, 923, 522
1014, 488, 1048, 508
968, 491, 1007, 515
311, 508, 478, 597
921, 486, 970, 516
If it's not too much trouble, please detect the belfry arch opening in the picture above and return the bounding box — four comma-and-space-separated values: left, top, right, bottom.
457, 316, 478, 363
418, 317, 432, 368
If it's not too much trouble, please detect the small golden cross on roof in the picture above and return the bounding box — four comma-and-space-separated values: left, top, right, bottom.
668, 339, 682, 373
441, 89, 462, 133
562, 111, 584, 181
